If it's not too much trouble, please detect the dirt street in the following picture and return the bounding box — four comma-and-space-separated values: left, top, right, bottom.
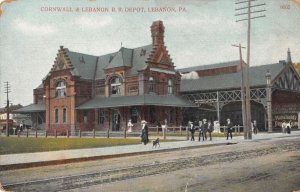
1, 136, 300, 192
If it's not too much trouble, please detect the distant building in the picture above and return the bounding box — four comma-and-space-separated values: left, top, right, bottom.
179, 49, 300, 129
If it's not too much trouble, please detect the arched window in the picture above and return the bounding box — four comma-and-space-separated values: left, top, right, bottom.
63, 108, 67, 123
55, 109, 59, 123
110, 76, 122, 95
55, 80, 66, 98
148, 77, 155, 93
167, 79, 173, 94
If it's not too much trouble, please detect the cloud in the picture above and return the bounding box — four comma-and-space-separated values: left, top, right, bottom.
73, 15, 112, 30
14, 19, 58, 35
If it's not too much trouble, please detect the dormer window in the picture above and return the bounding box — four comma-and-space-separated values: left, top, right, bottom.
167, 79, 173, 94
110, 77, 122, 95
55, 80, 66, 98
148, 77, 156, 93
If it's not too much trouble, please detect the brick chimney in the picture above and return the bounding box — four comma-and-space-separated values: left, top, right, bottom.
286, 48, 292, 64
151, 20, 165, 46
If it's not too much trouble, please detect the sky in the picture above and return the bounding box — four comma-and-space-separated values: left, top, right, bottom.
0, 0, 299, 107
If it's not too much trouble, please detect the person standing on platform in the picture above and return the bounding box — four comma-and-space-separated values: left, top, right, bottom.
141, 120, 149, 145
286, 120, 291, 134
198, 120, 203, 142
202, 119, 208, 141
282, 121, 287, 133
190, 121, 195, 141
253, 120, 258, 135
207, 120, 214, 141
127, 119, 133, 133
226, 118, 233, 140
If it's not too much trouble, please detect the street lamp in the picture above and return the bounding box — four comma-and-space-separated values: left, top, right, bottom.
265, 70, 272, 133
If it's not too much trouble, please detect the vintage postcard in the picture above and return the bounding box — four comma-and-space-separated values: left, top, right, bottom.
0, 0, 300, 191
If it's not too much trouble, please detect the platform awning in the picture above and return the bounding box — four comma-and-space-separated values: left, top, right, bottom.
13, 103, 45, 113
76, 95, 196, 110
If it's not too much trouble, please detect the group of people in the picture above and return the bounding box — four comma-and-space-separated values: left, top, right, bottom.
189, 118, 235, 141
281, 120, 292, 134
189, 119, 214, 141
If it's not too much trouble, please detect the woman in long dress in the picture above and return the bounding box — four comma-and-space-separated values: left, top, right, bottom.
141, 120, 149, 145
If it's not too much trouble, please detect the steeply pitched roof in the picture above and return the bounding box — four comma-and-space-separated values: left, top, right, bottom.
65, 49, 99, 79
180, 63, 285, 92
104, 47, 133, 69
178, 60, 241, 73
128, 45, 153, 76
60, 44, 153, 80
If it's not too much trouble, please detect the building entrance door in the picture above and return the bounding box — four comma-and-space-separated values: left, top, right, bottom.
112, 110, 120, 131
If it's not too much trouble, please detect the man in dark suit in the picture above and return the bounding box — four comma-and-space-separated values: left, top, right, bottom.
198, 120, 202, 141
207, 120, 214, 141
226, 118, 233, 140
202, 119, 208, 141
190, 121, 195, 141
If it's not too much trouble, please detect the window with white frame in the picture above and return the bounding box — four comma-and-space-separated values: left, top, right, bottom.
55, 80, 66, 98
110, 77, 122, 95
167, 79, 173, 94
148, 77, 155, 93
55, 109, 59, 123
63, 108, 67, 123
98, 109, 105, 124
130, 107, 138, 123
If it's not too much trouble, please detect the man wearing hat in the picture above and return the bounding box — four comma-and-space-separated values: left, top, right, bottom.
226, 118, 233, 140
190, 121, 195, 141
141, 120, 149, 145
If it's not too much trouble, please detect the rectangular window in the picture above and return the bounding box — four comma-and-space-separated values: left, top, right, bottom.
63, 108, 67, 123
98, 109, 104, 124
83, 111, 88, 123
130, 107, 138, 123
55, 109, 59, 123
150, 107, 156, 123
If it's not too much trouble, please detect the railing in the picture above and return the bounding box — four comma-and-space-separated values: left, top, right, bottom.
9, 125, 246, 140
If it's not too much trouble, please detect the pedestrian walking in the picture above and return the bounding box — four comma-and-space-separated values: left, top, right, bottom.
207, 120, 214, 141
190, 121, 195, 141
226, 118, 233, 140
253, 120, 258, 135
286, 120, 291, 134
127, 119, 133, 133
201, 119, 208, 141
198, 120, 202, 141
282, 121, 287, 133
140, 120, 149, 145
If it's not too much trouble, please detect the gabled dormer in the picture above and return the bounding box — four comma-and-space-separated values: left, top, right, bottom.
51, 46, 73, 72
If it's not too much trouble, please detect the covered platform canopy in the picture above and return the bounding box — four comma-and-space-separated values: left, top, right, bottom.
76, 95, 196, 110
12, 103, 45, 114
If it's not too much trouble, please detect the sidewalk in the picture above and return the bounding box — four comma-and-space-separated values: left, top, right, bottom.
1, 131, 299, 170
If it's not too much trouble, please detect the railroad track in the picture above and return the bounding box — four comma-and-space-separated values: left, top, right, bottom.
3, 140, 300, 192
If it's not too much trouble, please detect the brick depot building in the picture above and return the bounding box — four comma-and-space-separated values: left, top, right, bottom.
15, 21, 300, 134
15, 21, 194, 135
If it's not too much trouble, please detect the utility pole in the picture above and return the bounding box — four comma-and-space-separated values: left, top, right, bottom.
3, 81, 11, 136
235, 0, 266, 139
232, 44, 247, 139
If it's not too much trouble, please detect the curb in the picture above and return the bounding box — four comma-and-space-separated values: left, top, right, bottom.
0, 142, 236, 171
